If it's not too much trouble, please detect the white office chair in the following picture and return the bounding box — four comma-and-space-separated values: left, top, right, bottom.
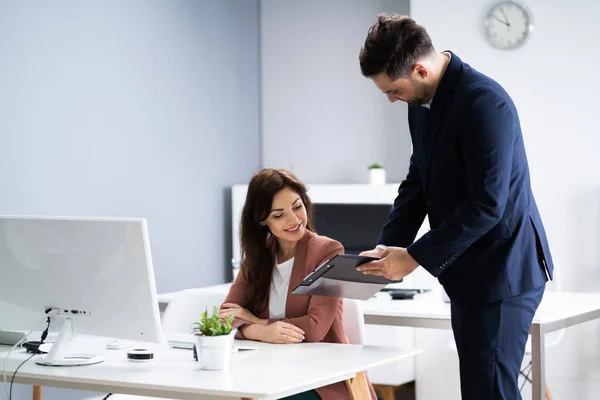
160, 289, 228, 334
341, 298, 366, 346
341, 298, 412, 400
83, 288, 229, 400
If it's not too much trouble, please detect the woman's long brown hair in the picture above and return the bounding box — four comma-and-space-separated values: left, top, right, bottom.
240, 168, 315, 315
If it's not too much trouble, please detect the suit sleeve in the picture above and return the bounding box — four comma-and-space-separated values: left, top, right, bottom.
377, 154, 427, 247
221, 266, 252, 339
407, 91, 515, 276
268, 241, 344, 342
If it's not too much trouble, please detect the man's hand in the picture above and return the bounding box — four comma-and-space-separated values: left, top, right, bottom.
357, 246, 419, 281
218, 303, 265, 325
359, 247, 385, 258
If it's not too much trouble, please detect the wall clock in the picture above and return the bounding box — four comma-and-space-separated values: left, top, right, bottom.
484, 1, 533, 50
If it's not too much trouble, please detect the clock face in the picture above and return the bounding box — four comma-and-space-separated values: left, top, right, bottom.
485, 1, 532, 49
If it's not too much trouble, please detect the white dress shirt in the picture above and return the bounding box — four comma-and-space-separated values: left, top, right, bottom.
269, 257, 295, 320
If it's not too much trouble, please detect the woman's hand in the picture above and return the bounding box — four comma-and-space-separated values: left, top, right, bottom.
263, 321, 305, 344
241, 321, 305, 344
218, 303, 263, 325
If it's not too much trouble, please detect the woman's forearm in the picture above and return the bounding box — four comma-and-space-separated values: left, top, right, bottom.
239, 323, 265, 341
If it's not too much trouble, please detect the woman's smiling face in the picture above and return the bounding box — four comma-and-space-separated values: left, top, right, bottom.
261, 186, 307, 244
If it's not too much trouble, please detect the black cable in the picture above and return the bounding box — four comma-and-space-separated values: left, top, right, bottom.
8, 353, 36, 400
39, 316, 51, 344
8, 316, 51, 400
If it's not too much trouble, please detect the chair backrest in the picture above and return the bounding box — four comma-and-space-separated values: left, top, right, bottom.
342, 298, 366, 345
161, 289, 228, 334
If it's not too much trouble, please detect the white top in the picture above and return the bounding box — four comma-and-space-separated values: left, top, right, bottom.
269, 257, 295, 319
1, 337, 415, 400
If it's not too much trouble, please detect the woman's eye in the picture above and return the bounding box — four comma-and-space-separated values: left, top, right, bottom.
273, 214, 283, 219
293, 205, 303, 210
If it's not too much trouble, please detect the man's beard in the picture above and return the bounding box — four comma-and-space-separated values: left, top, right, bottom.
406, 80, 433, 107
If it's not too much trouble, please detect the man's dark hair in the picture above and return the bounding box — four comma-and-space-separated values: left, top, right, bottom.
359, 14, 435, 79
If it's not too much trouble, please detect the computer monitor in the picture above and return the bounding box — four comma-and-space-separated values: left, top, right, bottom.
0, 216, 163, 366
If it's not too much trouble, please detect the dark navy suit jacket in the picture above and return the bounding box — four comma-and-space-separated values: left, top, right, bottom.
378, 52, 554, 306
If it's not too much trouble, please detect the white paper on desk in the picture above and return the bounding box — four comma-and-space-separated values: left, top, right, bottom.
232, 345, 258, 353
166, 333, 258, 353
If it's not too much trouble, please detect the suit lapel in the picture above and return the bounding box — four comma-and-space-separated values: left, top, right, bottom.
413, 106, 433, 189
286, 231, 311, 317
422, 93, 448, 192
420, 51, 463, 193
266, 231, 312, 319
258, 236, 278, 320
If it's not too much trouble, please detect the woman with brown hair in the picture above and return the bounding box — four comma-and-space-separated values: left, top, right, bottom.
218, 168, 376, 400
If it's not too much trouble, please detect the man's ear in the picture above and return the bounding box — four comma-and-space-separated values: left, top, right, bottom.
413, 63, 429, 80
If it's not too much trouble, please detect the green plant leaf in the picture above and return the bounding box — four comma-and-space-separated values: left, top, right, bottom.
190, 306, 234, 336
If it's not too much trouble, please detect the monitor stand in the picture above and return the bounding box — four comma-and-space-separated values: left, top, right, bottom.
35, 317, 103, 367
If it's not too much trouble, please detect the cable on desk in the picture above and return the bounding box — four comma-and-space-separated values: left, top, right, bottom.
2, 315, 47, 399
8, 353, 36, 400
6, 315, 51, 400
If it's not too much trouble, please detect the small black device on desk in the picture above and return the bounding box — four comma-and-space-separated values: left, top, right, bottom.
386, 288, 431, 300
23, 341, 47, 354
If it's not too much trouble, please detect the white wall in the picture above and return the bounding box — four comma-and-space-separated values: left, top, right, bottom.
0, 0, 260, 297
0, 1, 260, 398
411, 0, 600, 398
260, 0, 412, 184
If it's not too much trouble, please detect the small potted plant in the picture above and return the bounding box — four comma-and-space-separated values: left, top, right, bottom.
191, 307, 235, 370
368, 163, 386, 185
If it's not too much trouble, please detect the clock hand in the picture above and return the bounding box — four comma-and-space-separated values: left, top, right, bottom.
492, 15, 509, 26
500, 8, 511, 27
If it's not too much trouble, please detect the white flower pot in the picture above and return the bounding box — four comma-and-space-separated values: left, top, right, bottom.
193, 332, 235, 370
369, 168, 386, 185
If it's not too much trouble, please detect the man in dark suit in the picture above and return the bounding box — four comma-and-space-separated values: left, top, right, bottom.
356, 14, 554, 400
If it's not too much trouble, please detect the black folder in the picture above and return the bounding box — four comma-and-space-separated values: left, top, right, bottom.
291, 254, 401, 300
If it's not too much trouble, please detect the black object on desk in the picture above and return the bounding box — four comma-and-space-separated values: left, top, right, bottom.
388, 288, 431, 300
291, 254, 401, 300
23, 341, 47, 354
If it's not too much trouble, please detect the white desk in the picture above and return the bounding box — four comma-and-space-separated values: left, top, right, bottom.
158, 286, 600, 400
2, 337, 415, 400
158, 284, 416, 388
366, 289, 600, 400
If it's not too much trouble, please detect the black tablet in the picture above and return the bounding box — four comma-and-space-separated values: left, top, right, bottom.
291, 254, 401, 300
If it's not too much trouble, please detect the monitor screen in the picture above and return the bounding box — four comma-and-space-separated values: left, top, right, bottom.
312, 203, 391, 254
